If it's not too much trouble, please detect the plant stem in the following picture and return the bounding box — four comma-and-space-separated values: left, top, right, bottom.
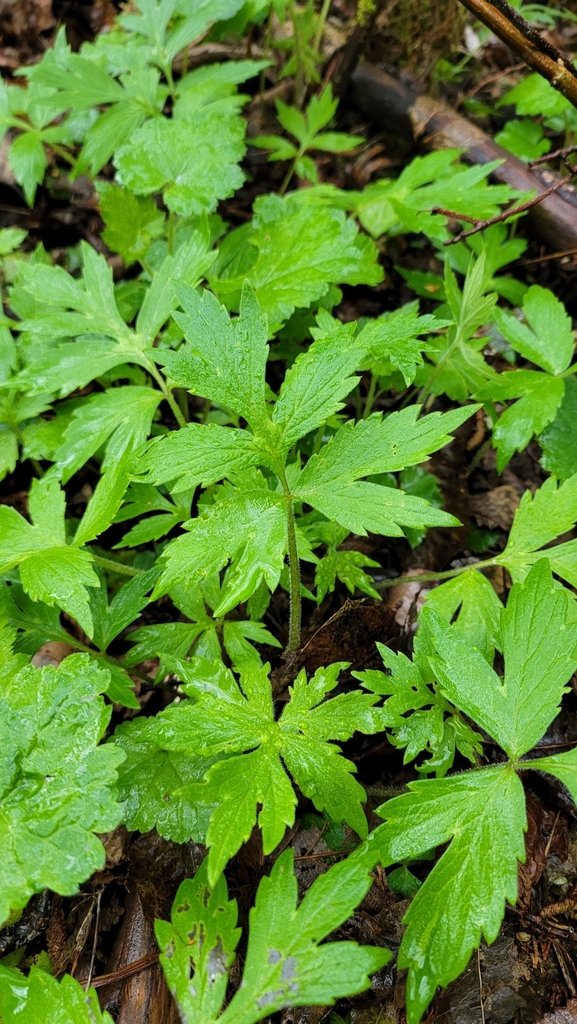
149, 364, 188, 428
375, 557, 497, 591
290, 1, 306, 108
279, 155, 299, 195
363, 373, 377, 418
49, 141, 76, 167
280, 472, 302, 652
163, 61, 177, 102
313, 0, 332, 53
93, 554, 143, 577
167, 209, 175, 256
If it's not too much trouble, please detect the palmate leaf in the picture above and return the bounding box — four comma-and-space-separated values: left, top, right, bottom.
497, 473, 577, 586
494, 285, 574, 376
360, 560, 577, 1024
123, 575, 279, 675
352, 149, 520, 241
480, 370, 565, 472
355, 642, 483, 777
423, 567, 503, 661
425, 560, 577, 758
155, 850, 389, 1024
10, 237, 213, 396
364, 769, 525, 1024
23, 30, 166, 174
173, 59, 271, 119
138, 661, 384, 883
208, 192, 382, 324
154, 490, 287, 614
115, 112, 246, 216
315, 547, 380, 603
0, 477, 99, 635
119, 0, 246, 68
539, 375, 577, 479
418, 254, 499, 403
0, 643, 124, 925
0, 967, 113, 1024
293, 405, 478, 536
358, 303, 452, 386
475, 285, 575, 470
144, 285, 478, 607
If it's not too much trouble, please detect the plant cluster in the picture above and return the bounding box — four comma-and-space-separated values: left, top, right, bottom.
2, 2, 577, 1023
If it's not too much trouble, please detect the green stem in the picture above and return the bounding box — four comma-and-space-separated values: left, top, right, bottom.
49, 141, 76, 167
176, 387, 188, 422
167, 209, 176, 256
93, 554, 143, 577
418, 328, 463, 408
165, 388, 187, 428
375, 558, 497, 591
280, 472, 302, 652
163, 61, 177, 102
313, 0, 332, 53
149, 364, 188, 428
290, 1, 306, 108
259, 9, 273, 106
279, 147, 303, 195
363, 373, 378, 418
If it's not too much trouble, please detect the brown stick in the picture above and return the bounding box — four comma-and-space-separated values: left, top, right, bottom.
475, 0, 577, 80
457, 0, 577, 108
434, 156, 577, 245
352, 61, 577, 253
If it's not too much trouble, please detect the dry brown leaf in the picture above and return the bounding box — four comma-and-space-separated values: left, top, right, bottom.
470, 484, 520, 530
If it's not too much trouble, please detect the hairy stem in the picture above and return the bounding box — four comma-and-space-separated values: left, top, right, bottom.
92, 554, 143, 577
280, 473, 302, 652
375, 558, 498, 591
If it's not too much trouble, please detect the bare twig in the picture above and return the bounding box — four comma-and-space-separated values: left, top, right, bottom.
487, 0, 577, 80
530, 144, 577, 167
455, 0, 577, 108
432, 156, 577, 244
88, 953, 159, 990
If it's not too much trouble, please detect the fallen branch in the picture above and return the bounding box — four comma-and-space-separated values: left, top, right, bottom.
456, 0, 577, 108
352, 61, 577, 252
433, 152, 577, 244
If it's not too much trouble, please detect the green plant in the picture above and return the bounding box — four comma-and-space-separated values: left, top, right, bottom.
4, 1, 577, 1020
134, 283, 475, 652
0, 850, 389, 1024
252, 84, 364, 191
0, 641, 123, 924
156, 850, 389, 1024
118, 658, 387, 881
358, 560, 577, 1024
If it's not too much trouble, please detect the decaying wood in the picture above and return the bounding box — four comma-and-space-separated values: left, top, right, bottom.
352, 60, 577, 252
97, 893, 178, 1024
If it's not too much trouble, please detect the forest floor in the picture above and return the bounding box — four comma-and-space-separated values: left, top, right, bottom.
3, 2, 577, 1023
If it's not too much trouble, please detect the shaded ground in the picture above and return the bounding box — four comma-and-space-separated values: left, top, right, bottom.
2, 1, 577, 1021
